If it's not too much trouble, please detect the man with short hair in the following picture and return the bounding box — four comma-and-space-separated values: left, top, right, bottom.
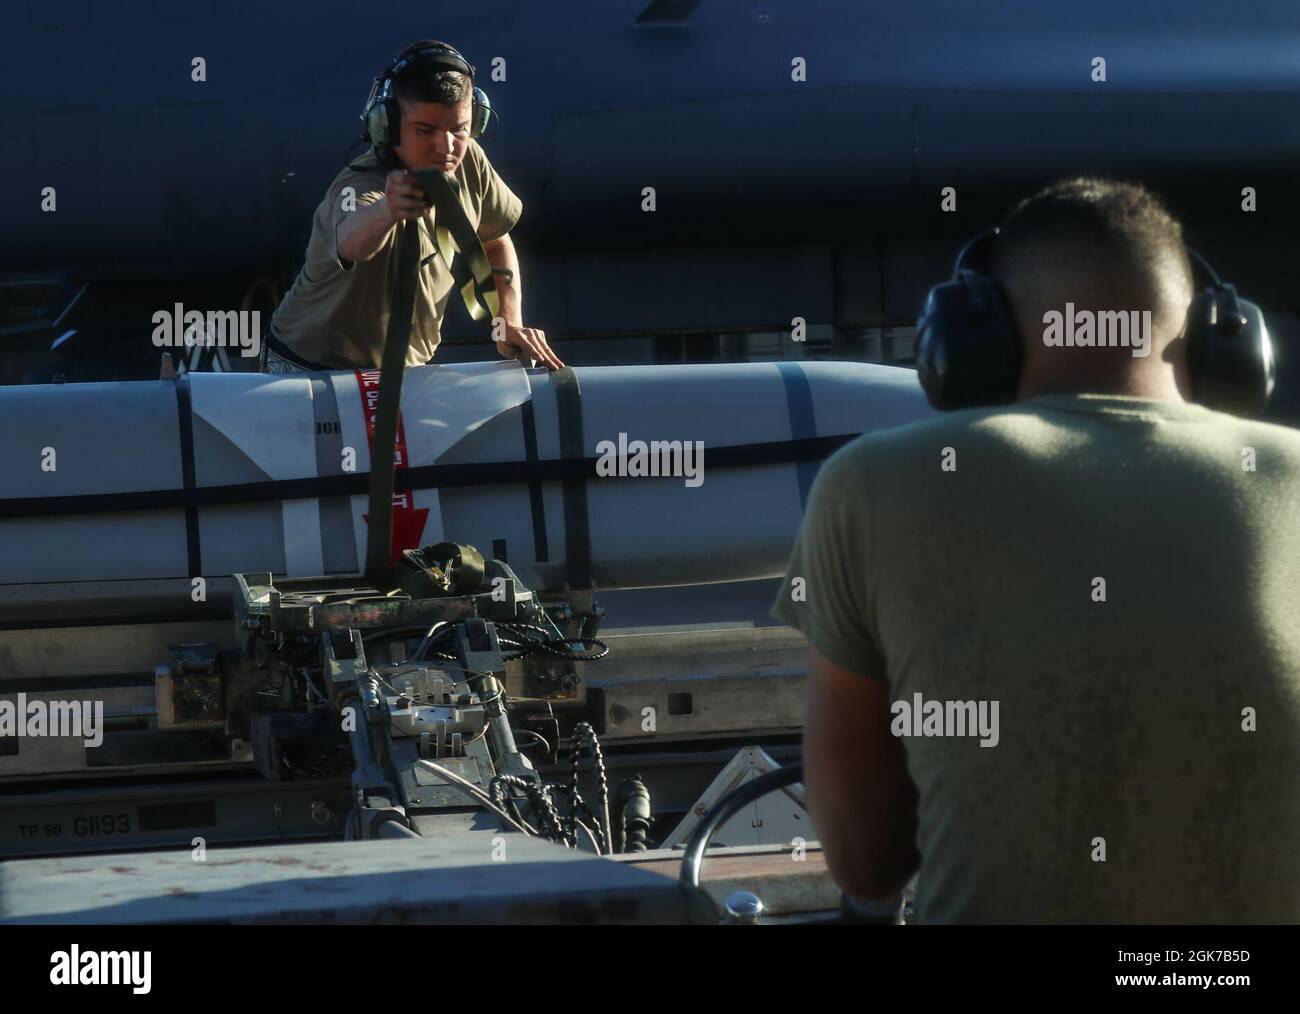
775, 176, 1300, 922
265, 39, 562, 373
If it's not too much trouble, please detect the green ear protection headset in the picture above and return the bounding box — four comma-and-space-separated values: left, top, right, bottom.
360, 42, 493, 155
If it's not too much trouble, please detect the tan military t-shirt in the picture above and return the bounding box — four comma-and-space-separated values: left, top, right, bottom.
270, 142, 522, 368
774, 394, 1300, 923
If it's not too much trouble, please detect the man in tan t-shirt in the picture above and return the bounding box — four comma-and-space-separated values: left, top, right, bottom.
775, 177, 1300, 922
265, 40, 563, 372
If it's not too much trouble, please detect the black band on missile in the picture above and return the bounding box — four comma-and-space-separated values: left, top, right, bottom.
518, 379, 549, 563
173, 377, 203, 578
552, 366, 592, 590
775, 362, 819, 510
0, 433, 854, 520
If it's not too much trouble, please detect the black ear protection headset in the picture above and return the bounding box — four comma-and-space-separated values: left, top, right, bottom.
360, 43, 493, 155
915, 228, 1276, 417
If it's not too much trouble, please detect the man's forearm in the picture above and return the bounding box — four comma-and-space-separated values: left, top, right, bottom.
338, 199, 398, 265
807, 775, 919, 900
485, 234, 522, 326
804, 651, 921, 902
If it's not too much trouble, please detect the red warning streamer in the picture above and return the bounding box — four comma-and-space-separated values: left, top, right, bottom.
355, 369, 429, 564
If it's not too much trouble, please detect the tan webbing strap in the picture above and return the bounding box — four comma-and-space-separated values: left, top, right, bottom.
414, 169, 501, 322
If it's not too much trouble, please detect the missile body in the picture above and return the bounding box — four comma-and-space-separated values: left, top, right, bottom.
0, 361, 931, 605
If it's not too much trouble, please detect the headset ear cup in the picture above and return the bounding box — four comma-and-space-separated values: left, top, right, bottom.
365, 99, 398, 148
471, 86, 491, 139
915, 272, 1021, 410
1186, 288, 1275, 416
916, 283, 962, 409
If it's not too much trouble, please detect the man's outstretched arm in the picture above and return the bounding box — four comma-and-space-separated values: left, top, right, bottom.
804, 648, 920, 901
337, 170, 427, 266
483, 232, 564, 370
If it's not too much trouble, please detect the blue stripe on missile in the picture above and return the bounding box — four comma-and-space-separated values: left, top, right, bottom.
775, 362, 818, 509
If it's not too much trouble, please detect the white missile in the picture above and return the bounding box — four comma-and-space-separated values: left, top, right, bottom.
0, 361, 930, 608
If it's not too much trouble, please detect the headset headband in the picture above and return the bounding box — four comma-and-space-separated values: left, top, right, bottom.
954, 227, 998, 275
387, 44, 476, 84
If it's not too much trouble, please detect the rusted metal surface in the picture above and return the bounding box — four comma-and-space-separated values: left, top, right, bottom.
156, 642, 223, 729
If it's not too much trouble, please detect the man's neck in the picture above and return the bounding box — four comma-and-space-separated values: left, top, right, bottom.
1017, 368, 1189, 404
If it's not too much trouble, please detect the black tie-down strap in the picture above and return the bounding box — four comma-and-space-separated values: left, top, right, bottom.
363, 218, 422, 590
364, 172, 503, 588
551, 367, 592, 591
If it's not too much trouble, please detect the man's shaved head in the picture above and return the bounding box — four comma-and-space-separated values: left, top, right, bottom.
989, 177, 1197, 398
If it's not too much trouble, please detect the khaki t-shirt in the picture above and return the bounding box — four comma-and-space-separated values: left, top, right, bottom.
270, 143, 522, 369
773, 394, 1300, 923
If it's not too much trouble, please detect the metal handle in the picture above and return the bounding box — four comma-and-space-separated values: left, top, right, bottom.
678, 762, 803, 888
